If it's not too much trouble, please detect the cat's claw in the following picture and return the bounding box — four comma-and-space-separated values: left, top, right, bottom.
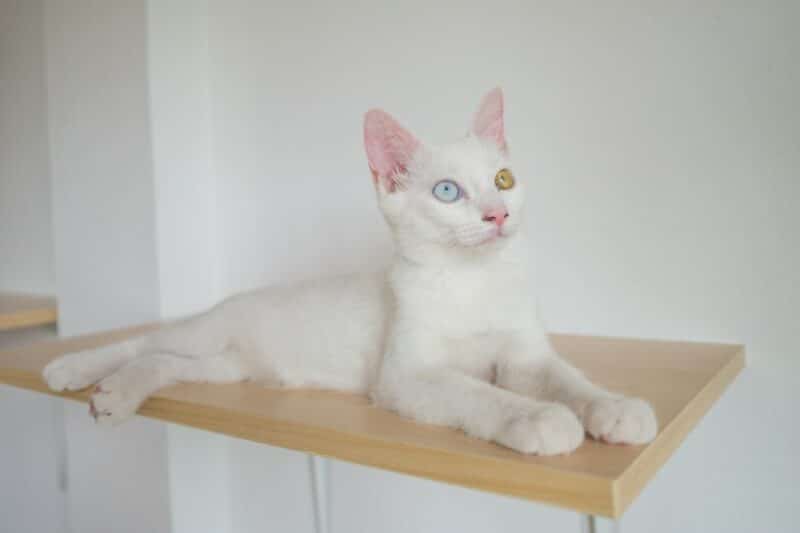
88, 397, 110, 420
495, 405, 585, 455
88, 374, 141, 426
583, 397, 658, 445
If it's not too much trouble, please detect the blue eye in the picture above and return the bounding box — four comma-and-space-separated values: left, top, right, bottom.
432, 180, 462, 203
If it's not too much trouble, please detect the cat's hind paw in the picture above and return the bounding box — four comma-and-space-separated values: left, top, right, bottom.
583, 397, 658, 445
495, 404, 585, 455
88, 374, 142, 426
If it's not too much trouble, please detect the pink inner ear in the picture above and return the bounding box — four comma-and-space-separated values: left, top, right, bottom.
364, 109, 420, 191
472, 87, 506, 150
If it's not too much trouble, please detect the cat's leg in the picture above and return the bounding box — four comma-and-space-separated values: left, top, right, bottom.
374, 362, 584, 455
497, 337, 658, 445
44, 338, 144, 392
136, 310, 232, 357
44, 308, 231, 392
89, 350, 247, 426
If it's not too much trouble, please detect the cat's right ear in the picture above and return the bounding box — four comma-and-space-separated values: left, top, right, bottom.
471, 87, 506, 152
364, 109, 420, 193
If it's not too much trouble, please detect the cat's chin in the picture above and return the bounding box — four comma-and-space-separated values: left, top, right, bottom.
464, 229, 515, 250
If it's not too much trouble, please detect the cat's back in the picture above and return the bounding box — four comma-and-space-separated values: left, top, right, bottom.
225, 270, 391, 391
253, 270, 389, 318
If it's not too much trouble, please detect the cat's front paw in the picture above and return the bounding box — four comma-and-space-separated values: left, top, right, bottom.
495, 405, 585, 455
583, 397, 657, 445
88, 374, 143, 426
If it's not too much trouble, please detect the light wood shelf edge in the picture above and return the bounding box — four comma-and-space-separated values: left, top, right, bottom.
1, 365, 617, 516
611, 346, 746, 516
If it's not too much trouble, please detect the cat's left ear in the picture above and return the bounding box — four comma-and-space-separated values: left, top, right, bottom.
471, 87, 507, 152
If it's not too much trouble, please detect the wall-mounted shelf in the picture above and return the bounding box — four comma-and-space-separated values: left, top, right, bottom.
0, 325, 743, 518
0, 292, 57, 331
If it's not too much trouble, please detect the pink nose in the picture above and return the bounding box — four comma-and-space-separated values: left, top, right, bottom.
482, 208, 509, 227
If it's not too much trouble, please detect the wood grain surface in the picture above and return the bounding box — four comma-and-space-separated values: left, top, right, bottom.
0, 292, 57, 331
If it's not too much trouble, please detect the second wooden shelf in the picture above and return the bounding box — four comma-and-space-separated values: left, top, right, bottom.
0, 292, 57, 331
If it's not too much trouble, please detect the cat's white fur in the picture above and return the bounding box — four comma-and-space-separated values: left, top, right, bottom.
43, 89, 657, 455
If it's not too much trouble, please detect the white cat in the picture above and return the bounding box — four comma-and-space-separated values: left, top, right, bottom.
43, 88, 657, 455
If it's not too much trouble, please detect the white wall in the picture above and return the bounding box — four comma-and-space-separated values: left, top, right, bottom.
43, 1, 171, 532
0, 386, 67, 533
148, 0, 221, 320
45, 0, 162, 337
205, 2, 799, 533
0, 3, 62, 532
0, 0, 54, 295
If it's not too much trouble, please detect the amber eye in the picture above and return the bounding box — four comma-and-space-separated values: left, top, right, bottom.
495, 168, 515, 190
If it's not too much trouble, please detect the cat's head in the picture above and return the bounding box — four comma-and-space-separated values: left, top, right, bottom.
364, 88, 524, 262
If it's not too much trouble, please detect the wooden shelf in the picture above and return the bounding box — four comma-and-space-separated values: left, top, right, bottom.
0, 292, 58, 331
0, 325, 743, 518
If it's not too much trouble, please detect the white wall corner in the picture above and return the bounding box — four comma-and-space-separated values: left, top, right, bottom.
147, 0, 221, 320
147, 3, 231, 533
